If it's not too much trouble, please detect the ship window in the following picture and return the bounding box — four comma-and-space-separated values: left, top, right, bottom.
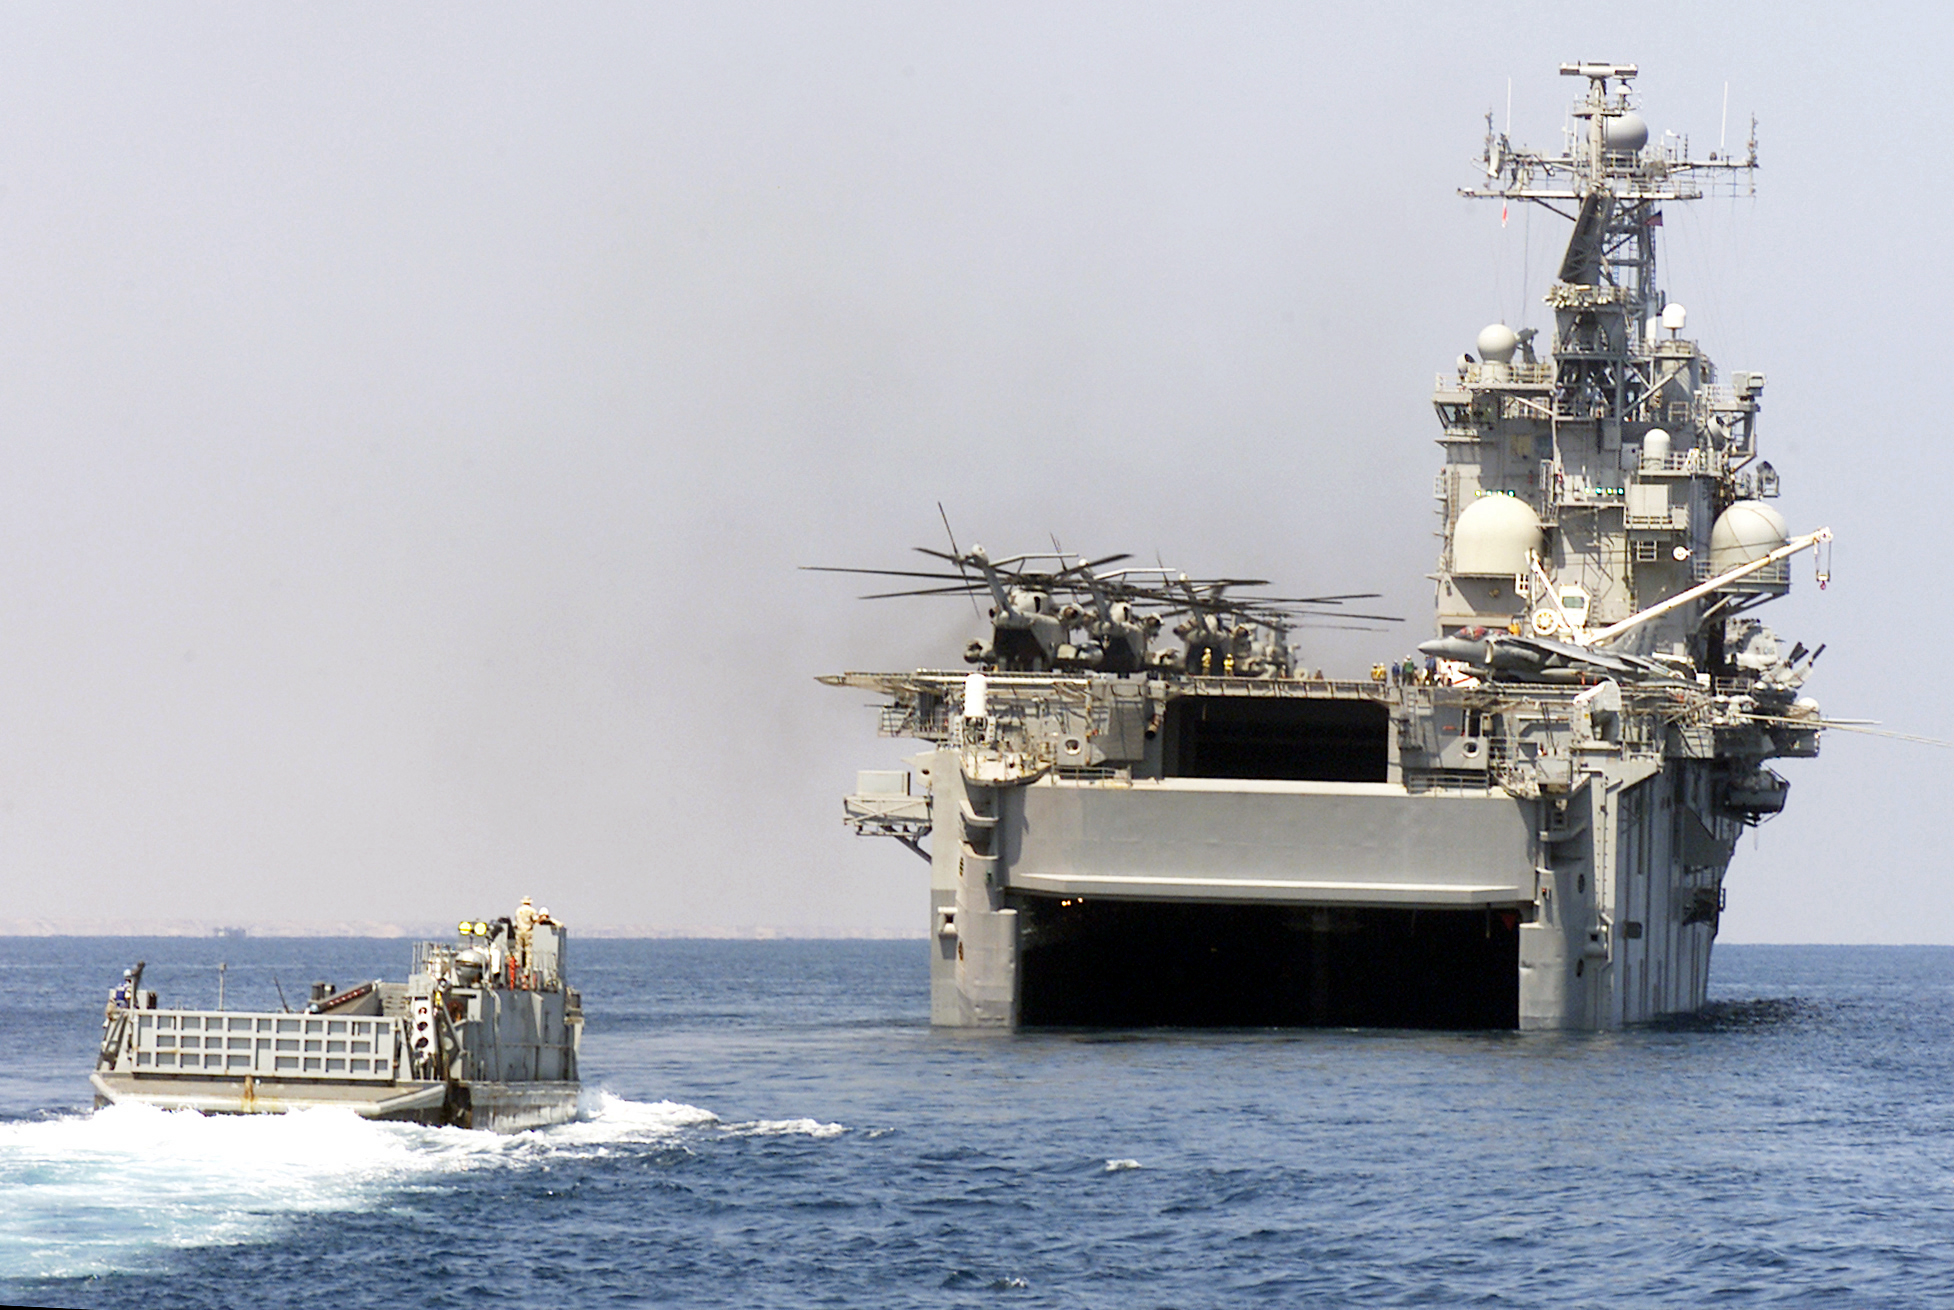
1161, 696, 1388, 783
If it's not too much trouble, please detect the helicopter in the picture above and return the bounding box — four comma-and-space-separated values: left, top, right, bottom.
807, 538, 1399, 677
806, 545, 1142, 672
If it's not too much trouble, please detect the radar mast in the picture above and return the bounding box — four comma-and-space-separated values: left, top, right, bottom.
1462, 62, 1757, 337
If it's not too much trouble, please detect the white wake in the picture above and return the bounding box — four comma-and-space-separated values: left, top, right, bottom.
0, 1090, 840, 1281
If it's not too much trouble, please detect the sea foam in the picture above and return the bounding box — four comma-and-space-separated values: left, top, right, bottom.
0, 1090, 769, 1280
0, 1102, 462, 1279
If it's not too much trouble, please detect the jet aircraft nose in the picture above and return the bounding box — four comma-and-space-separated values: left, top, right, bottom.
1417, 634, 1491, 663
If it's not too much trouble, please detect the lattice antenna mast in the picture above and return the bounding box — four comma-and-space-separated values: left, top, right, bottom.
1462, 62, 1758, 333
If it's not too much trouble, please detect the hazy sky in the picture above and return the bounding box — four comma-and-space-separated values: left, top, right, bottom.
0, 4, 1944, 940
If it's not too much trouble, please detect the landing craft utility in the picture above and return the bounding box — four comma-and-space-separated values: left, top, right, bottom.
818, 64, 1829, 1031
92, 899, 582, 1130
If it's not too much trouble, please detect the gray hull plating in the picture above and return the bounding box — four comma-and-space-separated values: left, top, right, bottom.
88, 1072, 580, 1131
884, 679, 1753, 1032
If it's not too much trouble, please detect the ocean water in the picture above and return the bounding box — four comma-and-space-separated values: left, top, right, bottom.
2, 938, 1952, 1308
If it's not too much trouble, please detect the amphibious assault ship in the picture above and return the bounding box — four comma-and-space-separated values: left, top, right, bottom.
92, 900, 582, 1130
820, 63, 1828, 1031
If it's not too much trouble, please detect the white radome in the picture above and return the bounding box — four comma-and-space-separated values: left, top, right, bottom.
1709, 500, 1791, 571
1452, 493, 1544, 576
1475, 323, 1519, 363
1603, 112, 1649, 151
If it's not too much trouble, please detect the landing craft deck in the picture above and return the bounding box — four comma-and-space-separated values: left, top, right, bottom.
819, 63, 1829, 1032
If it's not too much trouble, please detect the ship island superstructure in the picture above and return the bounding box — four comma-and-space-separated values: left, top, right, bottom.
821, 63, 1828, 1031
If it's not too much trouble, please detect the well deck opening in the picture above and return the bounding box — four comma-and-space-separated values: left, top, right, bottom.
1014, 896, 1520, 1029
1161, 696, 1389, 783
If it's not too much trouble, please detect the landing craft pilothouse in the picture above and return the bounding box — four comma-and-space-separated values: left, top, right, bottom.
818, 63, 1830, 1031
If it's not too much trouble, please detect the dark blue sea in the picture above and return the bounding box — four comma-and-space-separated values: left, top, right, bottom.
2, 939, 1952, 1308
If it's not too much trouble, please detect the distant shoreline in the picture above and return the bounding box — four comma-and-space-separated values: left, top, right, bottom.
0, 922, 928, 941
0, 927, 1941, 947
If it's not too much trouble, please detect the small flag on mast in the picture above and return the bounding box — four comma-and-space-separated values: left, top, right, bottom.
1500, 200, 1508, 228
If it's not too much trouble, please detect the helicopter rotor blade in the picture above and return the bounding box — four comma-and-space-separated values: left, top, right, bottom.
857, 583, 997, 600
1250, 598, 1391, 610
802, 566, 983, 581
936, 505, 985, 621
1264, 609, 1403, 623
1282, 621, 1399, 633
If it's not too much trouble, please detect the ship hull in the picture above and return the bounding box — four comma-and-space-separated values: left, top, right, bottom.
924, 731, 1733, 1032
89, 1071, 581, 1131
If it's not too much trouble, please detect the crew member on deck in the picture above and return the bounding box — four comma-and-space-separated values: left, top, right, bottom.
515, 897, 538, 972
106, 969, 134, 1016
